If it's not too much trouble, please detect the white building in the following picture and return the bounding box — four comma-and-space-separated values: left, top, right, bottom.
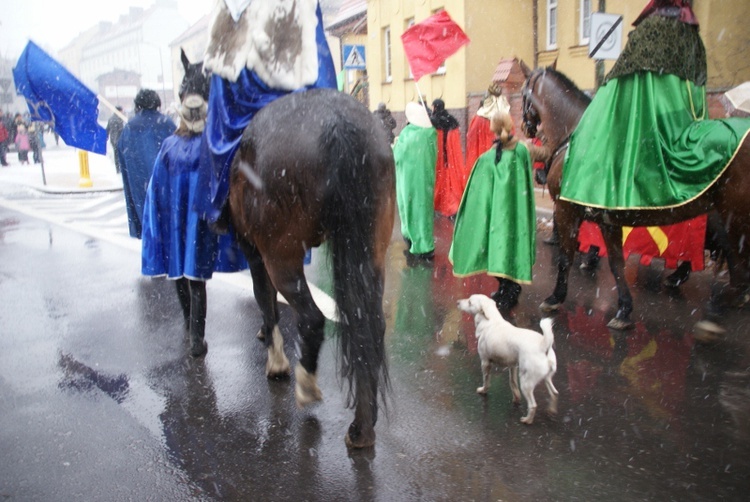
77, 1, 189, 111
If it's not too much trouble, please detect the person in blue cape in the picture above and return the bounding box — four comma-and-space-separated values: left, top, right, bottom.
197, 0, 338, 226
141, 50, 248, 358
117, 89, 175, 238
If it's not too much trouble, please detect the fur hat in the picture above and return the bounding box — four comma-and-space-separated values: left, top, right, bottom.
405, 101, 432, 128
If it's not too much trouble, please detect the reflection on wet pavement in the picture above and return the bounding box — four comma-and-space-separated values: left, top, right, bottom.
2, 206, 750, 500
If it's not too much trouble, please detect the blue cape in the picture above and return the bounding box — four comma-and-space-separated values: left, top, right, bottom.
116, 110, 175, 238
142, 134, 248, 279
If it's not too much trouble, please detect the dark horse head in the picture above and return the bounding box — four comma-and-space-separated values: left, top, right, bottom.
179, 48, 209, 102
177, 48, 210, 134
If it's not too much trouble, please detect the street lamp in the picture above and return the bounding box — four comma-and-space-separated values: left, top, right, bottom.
140, 41, 169, 109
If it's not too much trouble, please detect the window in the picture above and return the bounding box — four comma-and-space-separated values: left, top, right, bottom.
383, 26, 392, 83
547, 0, 558, 49
580, 0, 592, 45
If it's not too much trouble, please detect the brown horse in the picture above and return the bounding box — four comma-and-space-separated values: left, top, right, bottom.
228, 88, 396, 448
520, 62, 750, 329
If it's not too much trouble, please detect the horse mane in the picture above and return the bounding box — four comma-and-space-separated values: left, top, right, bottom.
540, 67, 592, 106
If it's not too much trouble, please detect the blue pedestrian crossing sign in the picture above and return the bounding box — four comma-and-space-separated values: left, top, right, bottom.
343, 45, 366, 70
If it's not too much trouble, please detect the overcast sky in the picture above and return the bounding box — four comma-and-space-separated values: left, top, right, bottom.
0, 0, 214, 60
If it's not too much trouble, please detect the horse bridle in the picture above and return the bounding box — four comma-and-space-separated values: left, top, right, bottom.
522, 69, 572, 174
521, 70, 543, 139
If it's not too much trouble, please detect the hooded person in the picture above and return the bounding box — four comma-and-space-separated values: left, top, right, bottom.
393, 101, 438, 265
466, 83, 511, 174
450, 110, 536, 312
431, 98, 466, 217
117, 89, 176, 238
140, 50, 248, 358
373, 102, 397, 145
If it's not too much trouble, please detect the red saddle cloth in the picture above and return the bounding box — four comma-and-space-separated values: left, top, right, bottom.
577, 215, 707, 271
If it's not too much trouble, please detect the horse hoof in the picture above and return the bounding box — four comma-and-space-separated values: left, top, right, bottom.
606, 317, 634, 330
295, 365, 323, 407
345, 425, 376, 449
190, 340, 208, 358
540, 300, 561, 312
693, 320, 726, 344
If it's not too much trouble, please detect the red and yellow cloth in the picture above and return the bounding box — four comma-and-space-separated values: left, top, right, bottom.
577, 215, 707, 270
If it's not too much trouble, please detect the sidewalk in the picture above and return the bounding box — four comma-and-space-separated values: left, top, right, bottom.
1, 137, 122, 194
1, 136, 557, 219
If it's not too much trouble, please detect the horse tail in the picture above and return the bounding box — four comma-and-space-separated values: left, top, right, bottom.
320, 115, 390, 423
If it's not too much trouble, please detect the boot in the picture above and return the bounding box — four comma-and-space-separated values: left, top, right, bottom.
491, 278, 522, 311
579, 246, 600, 271
663, 261, 691, 288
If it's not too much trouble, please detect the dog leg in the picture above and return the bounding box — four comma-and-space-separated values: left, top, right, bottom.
509, 367, 521, 405
520, 381, 537, 424
477, 360, 492, 395
545, 376, 559, 415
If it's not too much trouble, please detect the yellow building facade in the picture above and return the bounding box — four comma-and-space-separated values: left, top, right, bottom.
366, 0, 750, 131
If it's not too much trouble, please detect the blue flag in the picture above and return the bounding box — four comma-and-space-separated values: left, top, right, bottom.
13, 41, 107, 154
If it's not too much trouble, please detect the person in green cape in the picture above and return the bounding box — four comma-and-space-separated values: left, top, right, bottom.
449, 110, 536, 311
394, 101, 438, 265
562, 0, 750, 210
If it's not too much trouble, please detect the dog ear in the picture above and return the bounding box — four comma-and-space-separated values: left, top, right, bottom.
479, 297, 497, 319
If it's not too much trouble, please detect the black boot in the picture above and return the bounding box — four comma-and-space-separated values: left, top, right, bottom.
188, 280, 208, 358
404, 248, 434, 267
579, 245, 600, 271
491, 278, 522, 312
663, 261, 691, 288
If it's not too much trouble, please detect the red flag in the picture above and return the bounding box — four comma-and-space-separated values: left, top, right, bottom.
401, 11, 470, 82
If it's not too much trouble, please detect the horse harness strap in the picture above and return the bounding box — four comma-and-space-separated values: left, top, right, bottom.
545, 135, 571, 174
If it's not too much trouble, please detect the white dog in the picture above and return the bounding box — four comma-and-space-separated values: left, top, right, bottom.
458, 294, 559, 424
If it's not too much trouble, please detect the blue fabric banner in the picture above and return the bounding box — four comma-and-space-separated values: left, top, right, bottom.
13, 41, 107, 154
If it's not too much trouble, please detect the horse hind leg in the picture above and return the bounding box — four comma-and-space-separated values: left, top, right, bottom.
268, 264, 326, 403
243, 244, 290, 378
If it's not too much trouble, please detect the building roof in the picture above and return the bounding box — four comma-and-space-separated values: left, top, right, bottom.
87, 7, 150, 46
170, 14, 211, 47
326, 0, 367, 35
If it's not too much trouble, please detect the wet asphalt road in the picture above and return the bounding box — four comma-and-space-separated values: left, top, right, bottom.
1, 201, 750, 501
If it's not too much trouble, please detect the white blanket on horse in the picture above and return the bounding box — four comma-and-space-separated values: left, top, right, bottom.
204, 0, 320, 89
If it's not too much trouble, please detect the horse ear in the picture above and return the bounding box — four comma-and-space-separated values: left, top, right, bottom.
548, 58, 558, 71
181, 48, 190, 73
519, 59, 533, 78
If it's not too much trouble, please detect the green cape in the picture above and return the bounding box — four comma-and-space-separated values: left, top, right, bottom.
561, 73, 750, 209
449, 143, 536, 283
394, 124, 437, 254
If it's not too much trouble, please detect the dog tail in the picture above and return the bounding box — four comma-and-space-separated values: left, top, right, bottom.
539, 318, 555, 354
